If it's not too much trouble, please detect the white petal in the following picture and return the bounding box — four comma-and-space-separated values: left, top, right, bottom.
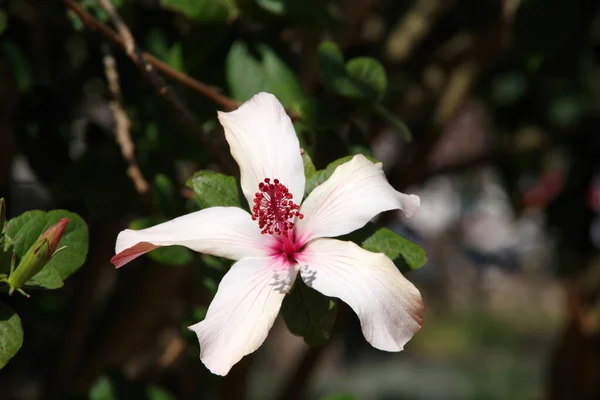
111, 207, 276, 268
189, 256, 298, 375
296, 238, 423, 352
218, 92, 305, 207
295, 154, 420, 243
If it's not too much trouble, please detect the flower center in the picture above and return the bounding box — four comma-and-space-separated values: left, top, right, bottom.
251, 178, 303, 236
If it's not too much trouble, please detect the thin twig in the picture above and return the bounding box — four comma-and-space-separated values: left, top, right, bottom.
103, 49, 150, 195
97, 0, 134, 57
65, 0, 301, 121
88, 0, 238, 172
65, 0, 240, 111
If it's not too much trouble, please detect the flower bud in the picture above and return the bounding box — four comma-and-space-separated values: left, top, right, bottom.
38, 218, 69, 255
8, 239, 50, 294
7, 218, 69, 294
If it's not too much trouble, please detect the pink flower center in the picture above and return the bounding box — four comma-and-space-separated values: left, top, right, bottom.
252, 178, 304, 260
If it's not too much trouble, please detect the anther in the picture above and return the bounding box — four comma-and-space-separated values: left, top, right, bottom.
251, 178, 304, 236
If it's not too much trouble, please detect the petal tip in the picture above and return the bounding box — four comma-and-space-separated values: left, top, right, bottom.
203, 360, 230, 376
111, 242, 159, 269
401, 194, 420, 219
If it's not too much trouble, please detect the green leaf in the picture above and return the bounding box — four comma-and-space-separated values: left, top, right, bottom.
146, 29, 184, 72
186, 170, 242, 209
4, 210, 88, 288
318, 41, 347, 92
301, 149, 317, 179
374, 104, 412, 143
165, 43, 184, 72
4, 210, 46, 256
226, 41, 306, 113
40, 211, 88, 280
147, 386, 176, 400
318, 42, 388, 102
0, 302, 23, 369
148, 245, 194, 266
341, 223, 427, 273
80, 0, 109, 21
256, 0, 285, 14
129, 218, 193, 266
89, 376, 115, 400
90, 375, 176, 400
160, 0, 237, 23
304, 155, 352, 196
319, 395, 359, 400
281, 279, 336, 346
342, 57, 387, 101
25, 266, 64, 289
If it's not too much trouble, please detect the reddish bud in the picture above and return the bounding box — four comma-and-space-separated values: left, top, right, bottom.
39, 218, 69, 255
6, 218, 69, 295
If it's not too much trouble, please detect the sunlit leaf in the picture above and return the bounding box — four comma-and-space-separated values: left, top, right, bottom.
318, 41, 388, 102
302, 149, 317, 179
226, 41, 306, 113
342, 57, 387, 101
341, 223, 427, 274
186, 170, 242, 209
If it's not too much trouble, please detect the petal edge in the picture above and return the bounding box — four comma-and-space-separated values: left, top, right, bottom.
297, 238, 423, 351
189, 256, 298, 375
218, 93, 305, 208
296, 154, 420, 243
112, 207, 276, 268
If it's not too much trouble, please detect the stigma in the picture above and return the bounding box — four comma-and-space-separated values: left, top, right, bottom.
251, 178, 303, 236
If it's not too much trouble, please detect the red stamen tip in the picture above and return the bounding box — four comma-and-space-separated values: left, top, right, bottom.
251, 178, 304, 236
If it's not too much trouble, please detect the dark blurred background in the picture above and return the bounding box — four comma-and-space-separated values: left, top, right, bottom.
1, 0, 600, 398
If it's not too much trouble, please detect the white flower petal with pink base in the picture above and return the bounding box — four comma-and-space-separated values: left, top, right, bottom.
111, 207, 276, 268
218, 92, 305, 207
295, 154, 420, 243
189, 256, 298, 376
296, 238, 423, 352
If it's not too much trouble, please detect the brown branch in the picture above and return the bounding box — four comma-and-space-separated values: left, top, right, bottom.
65, 0, 302, 122
103, 49, 151, 195
73, 0, 238, 173
65, 0, 240, 111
